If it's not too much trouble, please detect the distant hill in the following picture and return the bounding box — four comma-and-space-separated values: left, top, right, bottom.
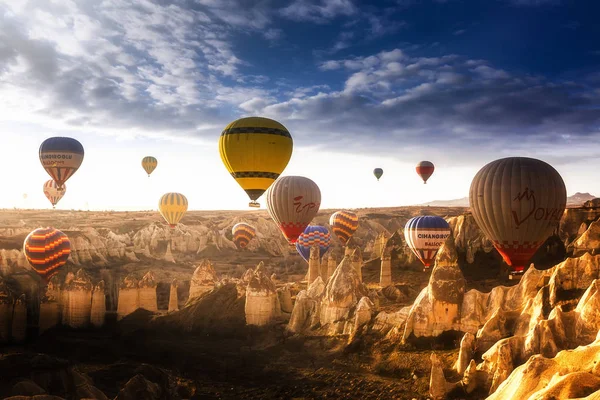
419, 192, 596, 208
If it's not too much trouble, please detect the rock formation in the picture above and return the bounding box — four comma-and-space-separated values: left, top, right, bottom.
0, 278, 12, 342
308, 245, 321, 284
168, 279, 179, 312
138, 271, 158, 312
90, 280, 106, 327
117, 274, 139, 321
11, 294, 27, 342
62, 269, 93, 328
288, 277, 326, 333
380, 246, 392, 287
403, 234, 466, 341
39, 277, 62, 334
326, 252, 337, 282
277, 285, 293, 313
351, 248, 363, 282
244, 262, 281, 326
188, 260, 217, 301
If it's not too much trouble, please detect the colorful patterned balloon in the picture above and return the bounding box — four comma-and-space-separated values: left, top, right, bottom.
39, 137, 84, 189
43, 180, 66, 208
142, 156, 158, 177
232, 223, 256, 249
295, 225, 331, 262
266, 176, 321, 244
469, 157, 566, 276
329, 210, 359, 246
23, 227, 71, 282
158, 193, 188, 228
416, 161, 434, 184
404, 216, 451, 269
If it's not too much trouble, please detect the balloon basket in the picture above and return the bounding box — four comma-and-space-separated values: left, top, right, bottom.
508, 272, 524, 281
249, 201, 260, 208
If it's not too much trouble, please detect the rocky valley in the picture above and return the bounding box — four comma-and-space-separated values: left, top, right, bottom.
1, 201, 600, 399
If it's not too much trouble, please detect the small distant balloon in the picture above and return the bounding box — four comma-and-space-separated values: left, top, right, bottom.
295, 225, 331, 263
23, 227, 71, 284
43, 180, 66, 208
39, 137, 84, 189
416, 161, 434, 184
158, 193, 188, 228
373, 168, 383, 181
232, 223, 256, 249
404, 216, 451, 269
142, 156, 158, 177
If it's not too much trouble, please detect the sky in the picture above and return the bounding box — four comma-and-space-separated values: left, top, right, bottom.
0, 0, 599, 211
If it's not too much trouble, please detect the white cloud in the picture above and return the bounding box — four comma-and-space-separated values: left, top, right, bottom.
280, 0, 357, 23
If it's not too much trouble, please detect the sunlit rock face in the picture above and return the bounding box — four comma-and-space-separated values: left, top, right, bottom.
403, 234, 466, 340
351, 248, 363, 282
138, 271, 158, 312
319, 256, 368, 335
244, 262, 281, 326
90, 280, 106, 327
62, 269, 93, 328
326, 252, 337, 282
379, 247, 392, 288
287, 277, 325, 334
117, 274, 139, 321
277, 285, 293, 314
425, 249, 600, 398
447, 214, 494, 264
308, 245, 321, 284
188, 260, 217, 302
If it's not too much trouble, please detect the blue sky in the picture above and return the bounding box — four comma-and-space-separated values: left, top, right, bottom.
0, 0, 599, 211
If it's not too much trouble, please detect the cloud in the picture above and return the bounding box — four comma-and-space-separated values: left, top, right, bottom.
249, 49, 600, 166
279, 0, 357, 23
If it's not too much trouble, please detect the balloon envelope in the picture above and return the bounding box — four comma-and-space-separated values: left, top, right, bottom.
158, 193, 188, 228
329, 211, 359, 246
373, 168, 383, 181
23, 227, 70, 283
39, 137, 84, 188
416, 161, 434, 184
469, 157, 566, 275
43, 180, 66, 208
266, 176, 321, 244
219, 117, 293, 207
232, 223, 256, 249
404, 216, 451, 268
142, 156, 158, 176
295, 225, 331, 262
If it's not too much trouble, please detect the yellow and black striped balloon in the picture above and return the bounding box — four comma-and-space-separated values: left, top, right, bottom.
219, 117, 293, 208
142, 156, 158, 177
158, 192, 188, 228
232, 222, 256, 249
23, 227, 71, 282
329, 211, 359, 246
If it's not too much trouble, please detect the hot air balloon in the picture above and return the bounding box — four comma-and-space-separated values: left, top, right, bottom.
416, 161, 434, 184
329, 211, 359, 246
266, 176, 321, 244
404, 216, 451, 269
142, 156, 158, 177
43, 180, 66, 208
158, 193, 188, 228
295, 225, 331, 263
219, 117, 293, 208
232, 222, 256, 249
373, 168, 383, 181
23, 227, 70, 283
469, 157, 566, 278
39, 137, 84, 189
